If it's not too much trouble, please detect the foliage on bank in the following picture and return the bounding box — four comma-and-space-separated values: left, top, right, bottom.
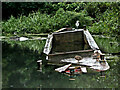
88, 4, 120, 35
2, 2, 120, 36
2, 8, 93, 35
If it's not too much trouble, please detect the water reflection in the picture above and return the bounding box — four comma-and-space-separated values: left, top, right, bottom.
2, 37, 120, 88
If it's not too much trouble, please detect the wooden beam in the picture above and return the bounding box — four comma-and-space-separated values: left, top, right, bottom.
53, 29, 84, 35
48, 49, 93, 56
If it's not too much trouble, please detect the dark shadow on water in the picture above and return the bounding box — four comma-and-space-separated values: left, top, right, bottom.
2, 39, 120, 88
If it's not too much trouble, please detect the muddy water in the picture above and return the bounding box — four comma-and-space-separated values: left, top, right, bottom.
2, 36, 120, 88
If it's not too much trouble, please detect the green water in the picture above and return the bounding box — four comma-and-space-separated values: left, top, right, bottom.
2, 36, 120, 88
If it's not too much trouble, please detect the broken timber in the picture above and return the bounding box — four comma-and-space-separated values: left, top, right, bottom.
48, 49, 93, 56
55, 64, 72, 73
55, 64, 87, 74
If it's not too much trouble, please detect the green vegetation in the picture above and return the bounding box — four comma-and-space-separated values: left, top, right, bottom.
2, 8, 93, 35
88, 7, 119, 35
2, 2, 120, 36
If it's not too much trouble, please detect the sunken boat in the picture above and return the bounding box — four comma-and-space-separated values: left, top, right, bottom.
43, 28, 110, 72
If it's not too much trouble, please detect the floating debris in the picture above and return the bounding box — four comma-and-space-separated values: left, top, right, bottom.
55, 64, 72, 73
10, 36, 28, 41
19, 37, 29, 41
37, 60, 42, 72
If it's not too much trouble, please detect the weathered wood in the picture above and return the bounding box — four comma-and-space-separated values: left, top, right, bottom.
54, 29, 83, 34
81, 67, 87, 73
44, 29, 101, 55
54, 28, 66, 32
61, 58, 79, 64
69, 67, 76, 69
84, 30, 102, 54
52, 42, 88, 53
55, 64, 72, 72
48, 52, 93, 63
69, 78, 75, 80
89, 61, 110, 71
37, 60, 42, 72
43, 34, 53, 55
27, 33, 48, 36
48, 49, 93, 56
53, 30, 84, 43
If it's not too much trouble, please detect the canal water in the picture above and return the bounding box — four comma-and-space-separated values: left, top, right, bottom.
2, 36, 120, 88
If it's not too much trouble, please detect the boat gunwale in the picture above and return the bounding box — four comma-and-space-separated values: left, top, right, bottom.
53, 29, 84, 35
48, 49, 94, 56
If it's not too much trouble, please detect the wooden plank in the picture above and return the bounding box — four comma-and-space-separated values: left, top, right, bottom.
53, 31, 84, 43
84, 30, 102, 54
27, 33, 48, 36
55, 64, 72, 72
53, 29, 83, 35
81, 67, 87, 73
61, 58, 78, 64
54, 28, 66, 32
43, 34, 53, 55
48, 49, 93, 56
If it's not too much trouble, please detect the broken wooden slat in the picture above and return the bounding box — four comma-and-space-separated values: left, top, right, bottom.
54, 28, 66, 32
43, 34, 53, 55
61, 58, 78, 64
69, 67, 76, 69
27, 33, 48, 36
48, 49, 93, 56
81, 67, 87, 73
54, 29, 83, 35
55, 64, 72, 72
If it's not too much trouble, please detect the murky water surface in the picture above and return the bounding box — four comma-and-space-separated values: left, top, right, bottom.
2, 36, 120, 88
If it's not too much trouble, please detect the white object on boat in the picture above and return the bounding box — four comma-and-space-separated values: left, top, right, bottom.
81, 67, 87, 73
61, 58, 78, 64
19, 37, 29, 41
79, 57, 97, 67
90, 61, 110, 71
43, 34, 53, 55
55, 64, 72, 73
84, 30, 102, 54
75, 20, 79, 28
69, 67, 75, 69
46, 56, 49, 60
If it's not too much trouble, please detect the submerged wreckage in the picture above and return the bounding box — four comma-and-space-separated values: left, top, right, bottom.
43, 28, 110, 76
